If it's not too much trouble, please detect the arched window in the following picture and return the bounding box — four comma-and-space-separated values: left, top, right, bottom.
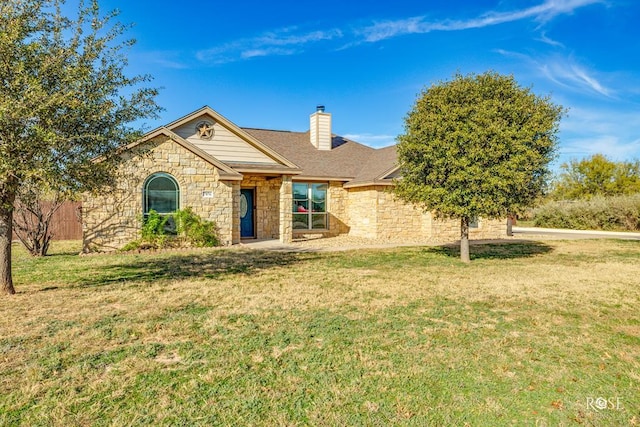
143, 173, 180, 215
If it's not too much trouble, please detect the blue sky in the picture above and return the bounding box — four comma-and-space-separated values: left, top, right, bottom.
102, 0, 639, 167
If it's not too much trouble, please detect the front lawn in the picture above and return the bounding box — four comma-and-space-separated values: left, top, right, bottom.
1, 240, 639, 426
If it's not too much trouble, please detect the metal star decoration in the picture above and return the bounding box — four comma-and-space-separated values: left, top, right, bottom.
196, 121, 215, 140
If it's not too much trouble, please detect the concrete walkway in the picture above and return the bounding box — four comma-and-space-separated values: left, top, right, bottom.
237, 237, 448, 252
237, 227, 640, 252
237, 238, 426, 252
237, 239, 313, 252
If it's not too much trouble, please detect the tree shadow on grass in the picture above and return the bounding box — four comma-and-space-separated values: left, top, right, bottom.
73, 249, 319, 288
426, 239, 554, 260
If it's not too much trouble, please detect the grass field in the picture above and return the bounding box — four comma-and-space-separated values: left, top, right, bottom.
1, 239, 639, 426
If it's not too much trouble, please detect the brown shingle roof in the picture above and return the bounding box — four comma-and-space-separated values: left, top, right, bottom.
344, 145, 399, 188
242, 128, 397, 184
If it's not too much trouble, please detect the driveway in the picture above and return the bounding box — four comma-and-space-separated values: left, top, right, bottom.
512, 226, 640, 240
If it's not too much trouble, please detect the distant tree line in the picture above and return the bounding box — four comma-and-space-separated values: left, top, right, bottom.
530, 154, 640, 231
550, 154, 640, 200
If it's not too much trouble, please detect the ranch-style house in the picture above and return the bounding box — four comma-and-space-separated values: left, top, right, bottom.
82, 105, 505, 251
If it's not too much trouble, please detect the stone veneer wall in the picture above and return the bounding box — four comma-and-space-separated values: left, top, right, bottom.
345, 185, 506, 241
82, 136, 236, 252
279, 176, 293, 243
430, 217, 506, 242
231, 182, 241, 244
344, 186, 381, 239
346, 185, 431, 240
328, 182, 350, 236
374, 187, 432, 240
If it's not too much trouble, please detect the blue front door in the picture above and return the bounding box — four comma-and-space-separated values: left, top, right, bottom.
240, 189, 255, 238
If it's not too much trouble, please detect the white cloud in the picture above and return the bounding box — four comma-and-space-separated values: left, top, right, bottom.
561, 135, 640, 160
562, 107, 640, 134
255, 29, 342, 47
541, 59, 614, 97
137, 51, 190, 69
536, 31, 565, 48
357, 0, 604, 42
493, 48, 533, 61
495, 50, 615, 98
559, 106, 640, 161
241, 48, 297, 59
197, 0, 604, 63
358, 17, 425, 43
196, 27, 342, 64
569, 65, 611, 97
532, 0, 607, 23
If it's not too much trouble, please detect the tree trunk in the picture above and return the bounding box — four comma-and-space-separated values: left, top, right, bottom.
0, 193, 16, 295
460, 216, 470, 263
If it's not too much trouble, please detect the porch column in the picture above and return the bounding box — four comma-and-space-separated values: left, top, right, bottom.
279, 175, 293, 243
231, 181, 241, 244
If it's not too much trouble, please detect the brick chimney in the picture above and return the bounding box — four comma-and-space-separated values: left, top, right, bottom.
310, 105, 332, 150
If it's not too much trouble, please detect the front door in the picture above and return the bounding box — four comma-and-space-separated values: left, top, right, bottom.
240, 189, 255, 238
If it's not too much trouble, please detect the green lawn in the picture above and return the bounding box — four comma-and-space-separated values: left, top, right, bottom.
1, 240, 639, 426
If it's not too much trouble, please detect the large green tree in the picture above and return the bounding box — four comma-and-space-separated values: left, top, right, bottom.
395, 71, 564, 262
551, 154, 640, 200
0, 0, 160, 294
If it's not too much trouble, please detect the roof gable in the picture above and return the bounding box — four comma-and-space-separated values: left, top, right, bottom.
166, 106, 298, 169
123, 128, 243, 180
343, 145, 399, 188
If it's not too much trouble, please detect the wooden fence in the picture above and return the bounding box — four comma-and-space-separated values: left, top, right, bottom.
12, 201, 82, 241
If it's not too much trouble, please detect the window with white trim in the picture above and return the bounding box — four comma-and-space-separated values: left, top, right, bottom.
292, 182, 327, 230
